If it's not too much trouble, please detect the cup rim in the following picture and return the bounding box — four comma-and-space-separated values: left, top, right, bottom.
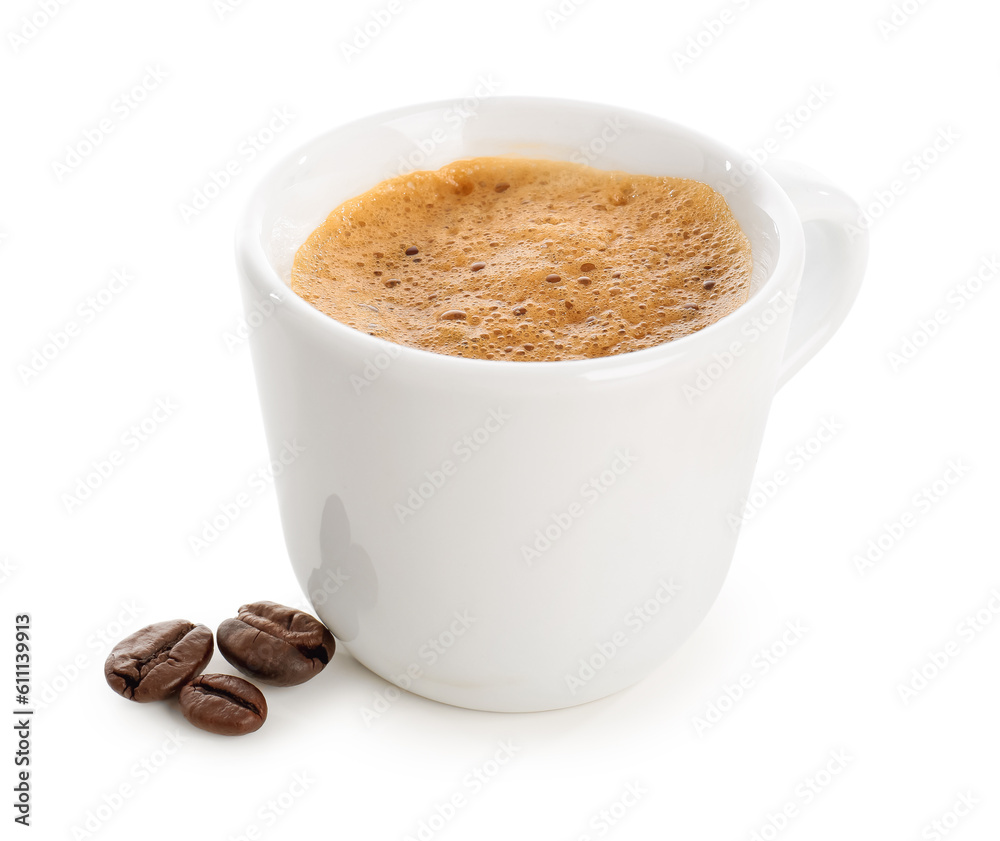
235, 95, 804, 377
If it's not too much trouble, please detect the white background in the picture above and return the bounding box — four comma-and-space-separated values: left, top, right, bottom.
3, 0, 998, 838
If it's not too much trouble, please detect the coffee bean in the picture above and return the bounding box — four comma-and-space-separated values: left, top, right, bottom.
217, 602, 336, 687
179, 674, 267, 736
105, 620, 213, 703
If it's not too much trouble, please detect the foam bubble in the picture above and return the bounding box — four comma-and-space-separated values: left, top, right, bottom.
291, 157, 752, 361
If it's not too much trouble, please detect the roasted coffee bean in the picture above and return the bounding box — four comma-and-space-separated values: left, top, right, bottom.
179, 674, 267, 736
105, 620, 214, 703
217, 601, 336, 687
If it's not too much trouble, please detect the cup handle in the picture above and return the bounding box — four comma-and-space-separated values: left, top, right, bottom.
765, 160, 869, 389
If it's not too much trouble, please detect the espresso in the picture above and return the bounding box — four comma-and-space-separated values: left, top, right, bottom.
291, 157, 752, 361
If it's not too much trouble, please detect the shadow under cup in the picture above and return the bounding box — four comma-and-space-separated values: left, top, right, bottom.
236, 97, 804, 713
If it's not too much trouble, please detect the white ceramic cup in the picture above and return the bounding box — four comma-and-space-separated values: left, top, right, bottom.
236, 97, 868, 713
